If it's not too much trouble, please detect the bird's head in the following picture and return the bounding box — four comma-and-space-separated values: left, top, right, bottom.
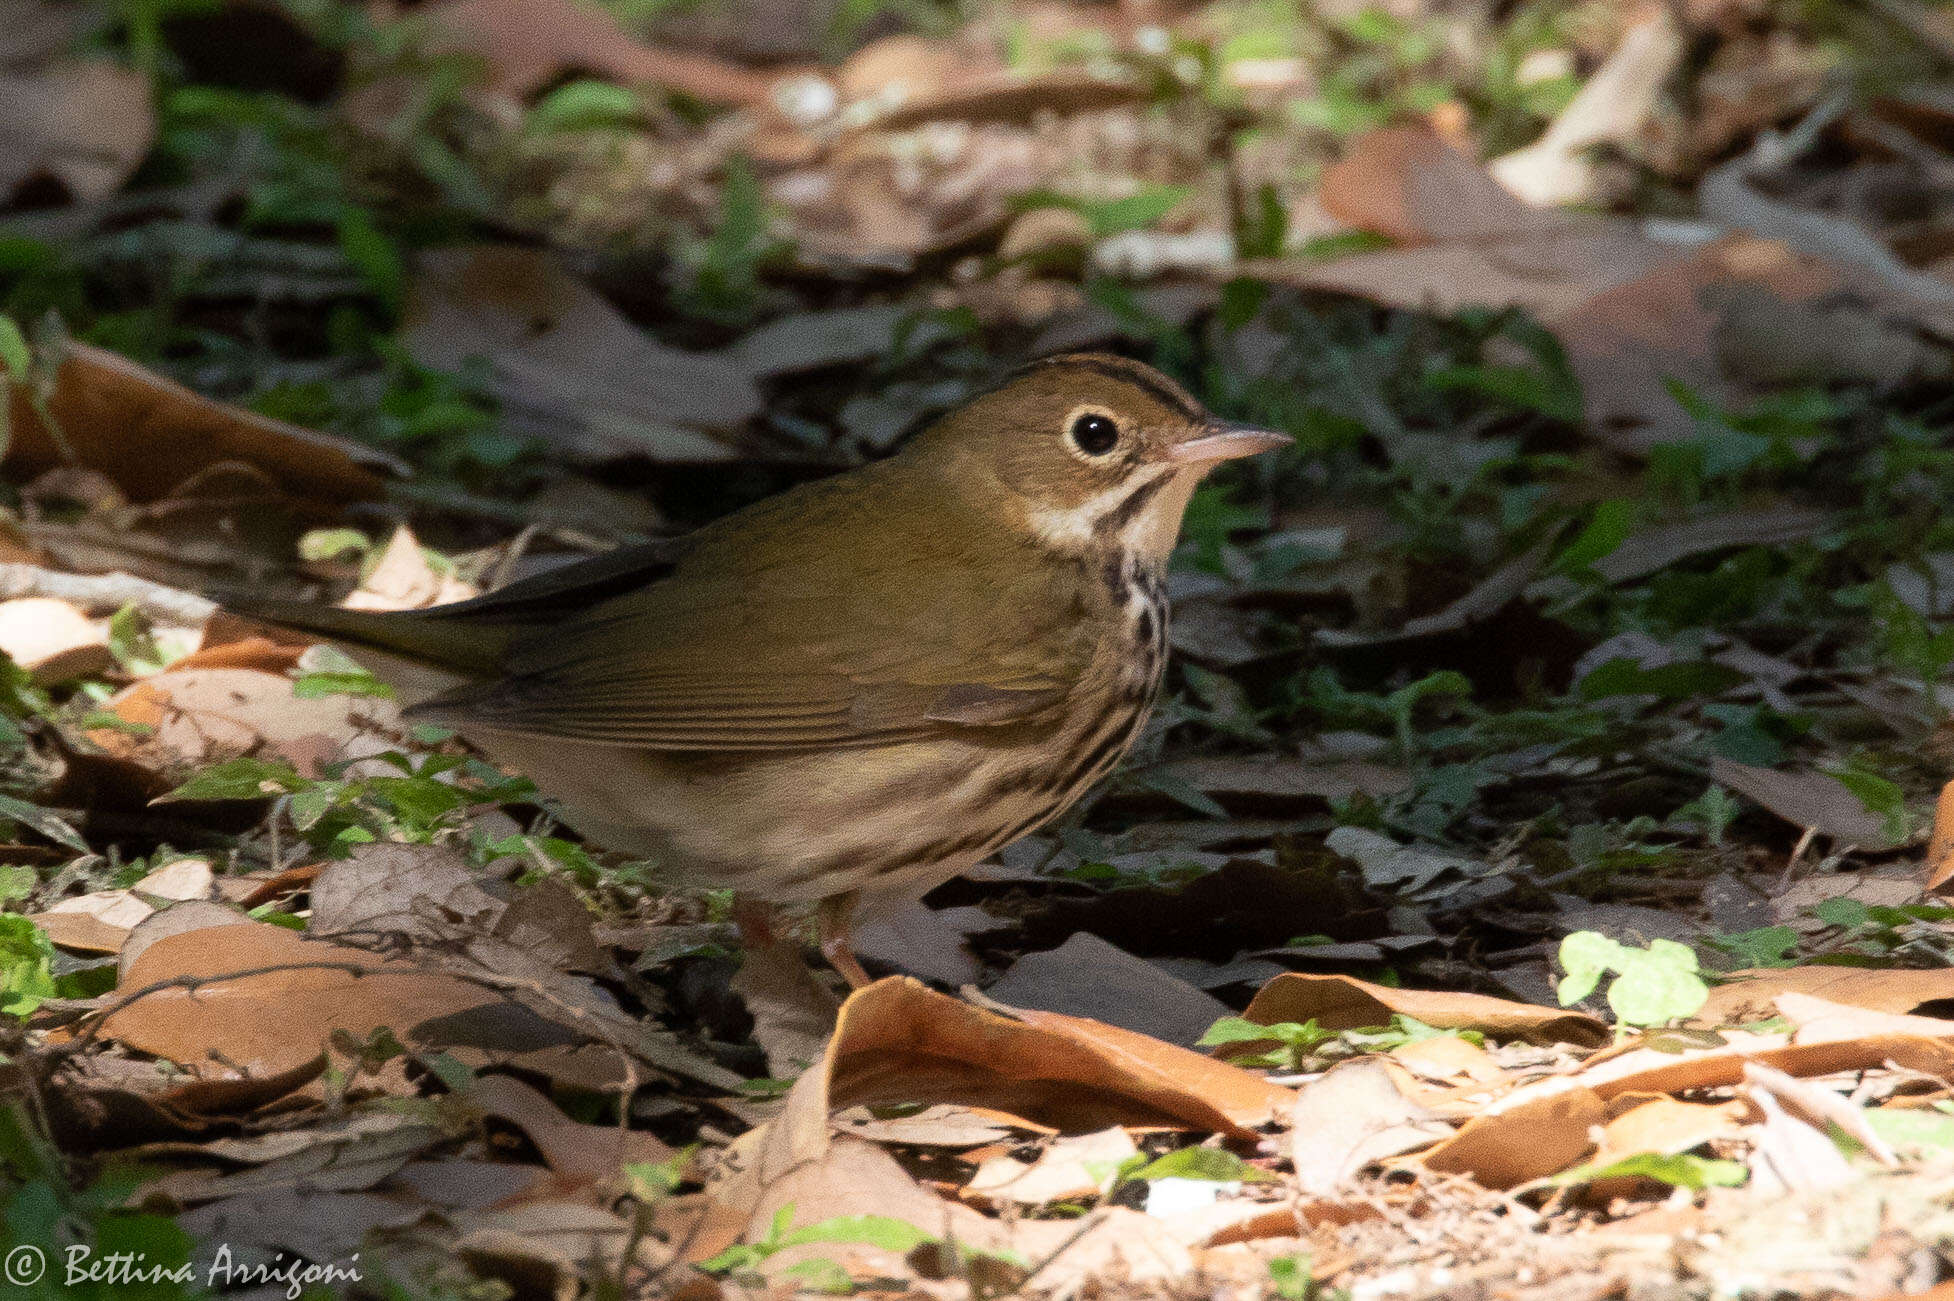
908, 353, 1290, 562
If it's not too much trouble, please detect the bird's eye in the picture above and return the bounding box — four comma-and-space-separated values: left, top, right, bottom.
1067, 412, 1121, 457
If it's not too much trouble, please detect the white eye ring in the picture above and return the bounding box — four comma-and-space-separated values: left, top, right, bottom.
1064, 406, 1123, 459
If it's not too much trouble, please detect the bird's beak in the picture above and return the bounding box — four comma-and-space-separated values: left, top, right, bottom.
1166, 420, 1292, 464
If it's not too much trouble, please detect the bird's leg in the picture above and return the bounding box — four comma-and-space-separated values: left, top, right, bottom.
731, 893, 778, 950
817, 892, 873, 990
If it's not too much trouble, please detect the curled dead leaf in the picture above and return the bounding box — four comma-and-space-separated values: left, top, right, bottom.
4, 342, 398, 503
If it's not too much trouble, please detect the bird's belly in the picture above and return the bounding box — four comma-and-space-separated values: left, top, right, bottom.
470, 701, 1150, 905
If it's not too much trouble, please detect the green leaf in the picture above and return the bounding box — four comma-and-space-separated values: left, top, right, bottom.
528, 79, 642, 133
0, 793, 87, 853
297, 527, 372, 562
1812, 896, 1872, 930
1866, 1106, 1954, 1152
1558, 932, 1707, 1026
0, 863, 34, 903
783, 1215, 932, 1253
293, 670, 395, 699
1555, 930, 1617, 1006
107, 603, 167, 675
160, 757, 307, 802
1199, 1016, 1282, 1046
1605, 947, 1708, 1027
1133, 1146, 1276, 1184
0, 313, 30, 379
1708, 925, 1800, 969
1827, 767, 1911, 844
1554, 499, 1634, 573
338, 208, 405, 316
1268, 1254, 1317, 1301
778, 1257, 854, 1294
1549, 1150, 1747, 1191
0, 915, 57, 1016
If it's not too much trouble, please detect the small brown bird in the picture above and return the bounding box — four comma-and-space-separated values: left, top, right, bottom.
229, 354, 1288, 985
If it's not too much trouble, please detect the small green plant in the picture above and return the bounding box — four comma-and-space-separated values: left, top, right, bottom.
1269, 1252, 1348, 1301
162, 750, 531, 855
1826, 764, 1914, 846
1706, 924, 1800, 970
1200, 1014, 1474, 1071
0, 1102, 201, 1301
0, 916, 58, 1017
701, 1206, 932, 1292
1545, 1150, 1747, 1192
672, 156, 788, 328
1556, 933, 1708, 1027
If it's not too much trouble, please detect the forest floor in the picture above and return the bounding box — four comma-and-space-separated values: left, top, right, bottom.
10, 1, 1954, 1297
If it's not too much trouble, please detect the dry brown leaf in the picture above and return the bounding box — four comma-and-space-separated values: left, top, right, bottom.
0, 597, 110, 682
94, 921, 512, 1078
854, 900, 988, 987
1928, 778, 1954, 893
832, 1103, 1034, 1148
1010, 1208, 1196, 1298
1536, 993, 1954, 1104
1318, 125, 1559, 245
730, 936, 842, 1078
1699, 965, 1954, 1025
709, 976, 1291, 1232
1488, 9, 1683, 207
1583, 1094, 1749, 1198
1242, 972, 1608, 1047
1584, 506, 1835, 587
4, 342, 396, 502
342, 524, 478, 612
0, 59, 152, 203
1710, 756, 1908, 851
449, 1199, 640, 1291
116, 900, 255, 980
1289, 1059, 1450, 1195
1419, 1083, 1605, 1189
984, 932, 1233, 1047
1743, 1074, 1857, 1196
39, 889, 154, 932
140, 1111, 450, 1205
1388, 1033, 1508, 1087
964, 1126, 1137, 1208
31, 909, 132, 955
735, 1135, 1001, 1264
1550, 235, 1945, 453
89, 665, 402, 779
463, 1073, 673, 1187
870, 65, 1142, 132
35, 859, 217, 955
403, 246, 762, 463
177, 1190, 427, 1272
418, 0, 779, 104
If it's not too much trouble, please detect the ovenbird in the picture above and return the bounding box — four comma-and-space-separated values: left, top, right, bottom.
228, 354, 1288, 986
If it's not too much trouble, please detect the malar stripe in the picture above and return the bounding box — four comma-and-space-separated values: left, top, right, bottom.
1093, 474, 1171, 537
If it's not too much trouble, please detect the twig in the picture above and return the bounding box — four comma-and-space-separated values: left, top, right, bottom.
0, 564, 216, 624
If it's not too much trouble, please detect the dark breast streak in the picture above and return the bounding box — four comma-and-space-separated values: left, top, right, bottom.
784, 550, 1170, 893
954, 551, 1169, 853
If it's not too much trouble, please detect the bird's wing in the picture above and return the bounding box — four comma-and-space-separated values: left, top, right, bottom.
404, 661, 1074, 749
406, 481, 1100, 750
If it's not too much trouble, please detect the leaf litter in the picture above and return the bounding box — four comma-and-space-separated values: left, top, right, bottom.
9, 1, 1954, 1297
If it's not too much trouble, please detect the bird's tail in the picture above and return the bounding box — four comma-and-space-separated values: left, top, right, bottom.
218, 594, 508, 679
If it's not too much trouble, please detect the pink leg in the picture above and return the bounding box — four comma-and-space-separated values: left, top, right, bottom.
817, 893, 873, 990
